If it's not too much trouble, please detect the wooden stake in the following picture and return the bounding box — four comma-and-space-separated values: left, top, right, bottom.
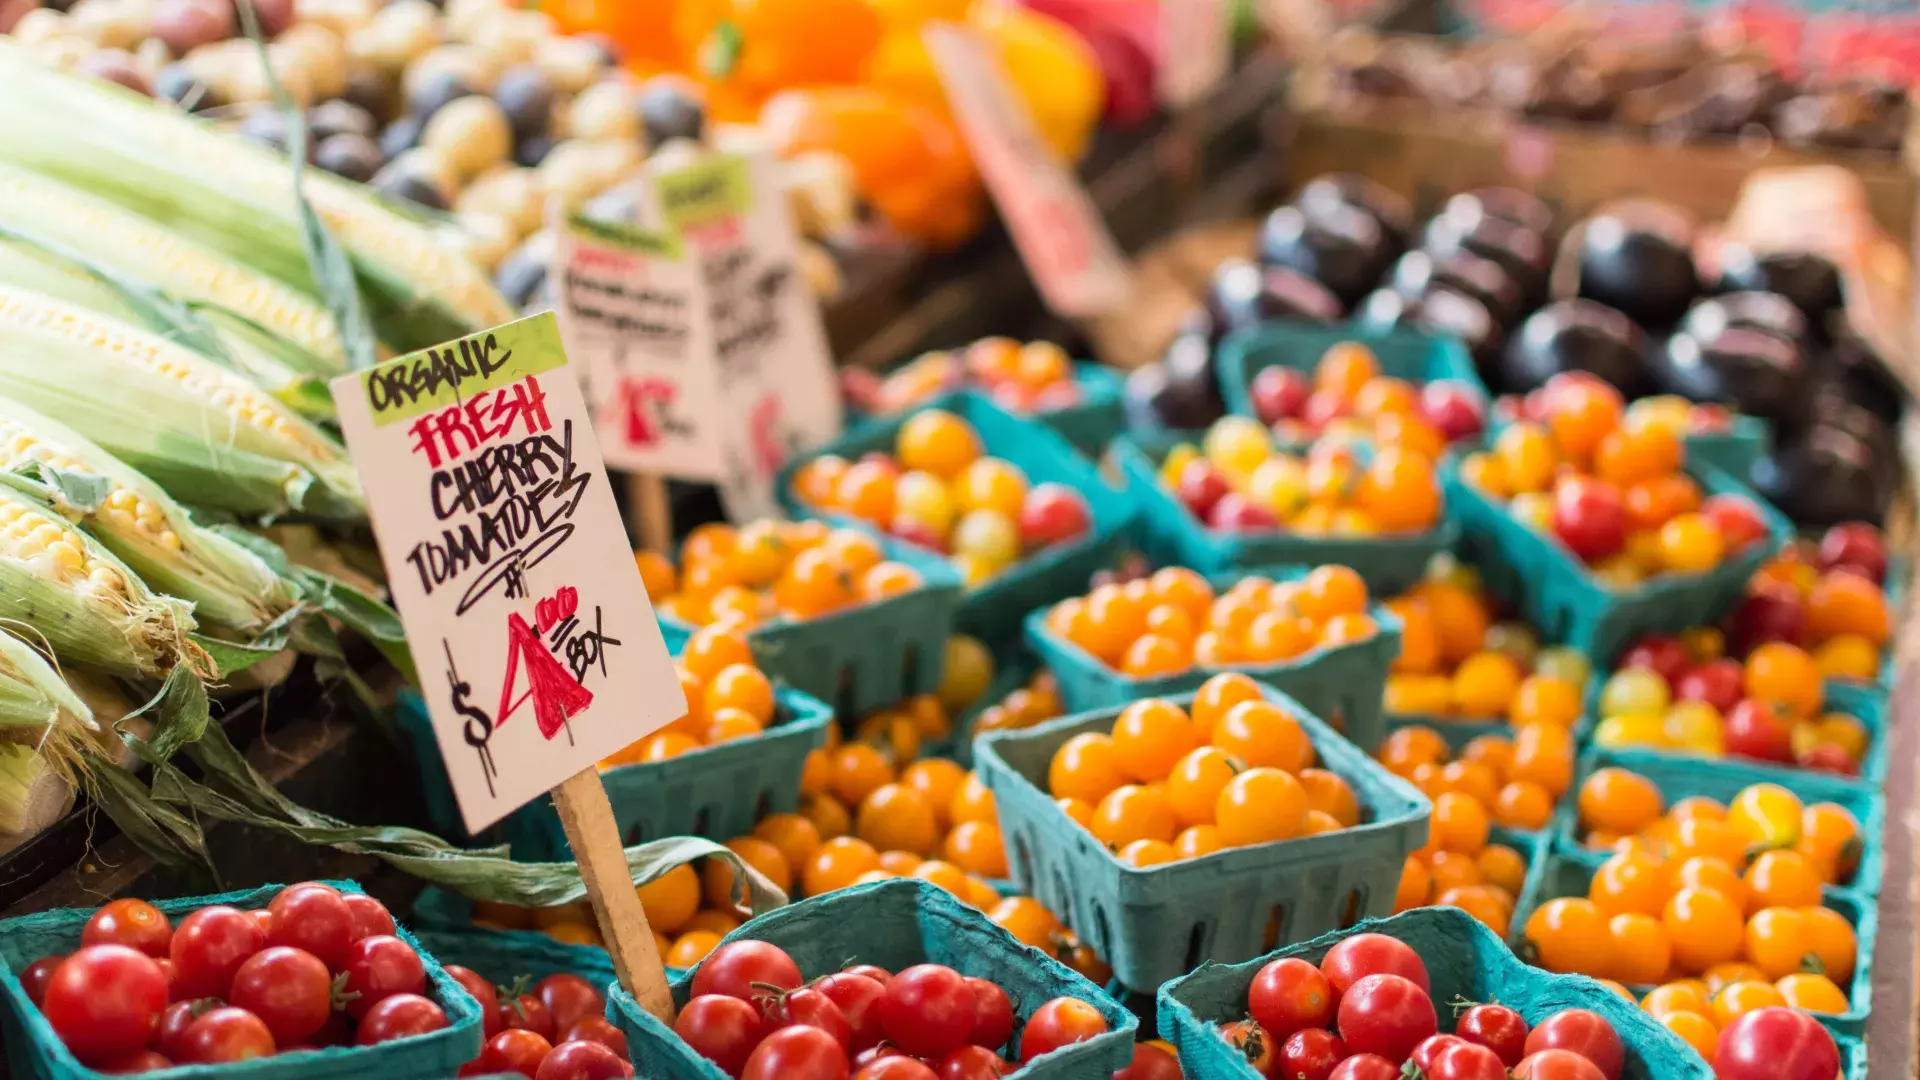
550, 767, 675, 1021
626, 473, 673, 554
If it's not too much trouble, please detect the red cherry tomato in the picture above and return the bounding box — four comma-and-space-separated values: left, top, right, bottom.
1457, 1003, 1529, 1065
502, 993, 556, 1041
342, 893, 397, 942
477, 1028, 555, 1076
1335, 974, 1436, 1064
1620, 636, 1690, 685
179, 1006, 276, 1063
1218, 1020, 1274, 1074
857, 1057, 940, 1080
534, 1038, 633, 1080
155, 1000, 217, 1060
675, 993, 768, 1076
82, 900, 172, 959
816, 972, 888, 1051
936, 1044, 1012, 1079
741, 1025, 851, 1080
1018, 996, 1109, 1063
357, 993, 450, 1045
41, 945, 169, 1064
1703, 495, 1768, 553
536, 973, 607, 1036
265, 884, 354, 970
20, 954, 63, 1007
1431, 1040, 1510, 1080
1675, 659, 1743, 713
1329, 1054, 1400, 1080
879, 964, 977, 1060
845, 964, 892, 985
94, 1049, 172, 1074
168, 906, 265, 1000
1249, 957, 1336, 1040
1713, 1007, 1841, 1080
1523, 1009, 1622, 1080
444, 965, 502, 1038
563, 1017, 630, 1058
1280, 1028, 1345, 1080
1512, 1049, 1605, 1080
691, 941, 804, 1003
1112, 1041, 1183, 1080
340, 935, 427, 1020
1725, 700, 1795, 764
1320, 934, 1431, 995
1018, 483, 1092, 550
763, 986, 852, 1051
963, 978, 1013, 1051
228, 946, 331, 1044
1412, 1034, 1465, 1071
1552, 477, 1628, 562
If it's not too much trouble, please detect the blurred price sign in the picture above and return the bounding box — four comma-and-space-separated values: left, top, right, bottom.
1161, 0, 1231, 108
925, 22, 1132, 319
556, 150, 842, 522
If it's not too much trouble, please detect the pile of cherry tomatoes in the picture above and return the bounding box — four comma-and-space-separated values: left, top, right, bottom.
1215, 932, 1626, 1079
1243, 344, 1487, 450
1040, 565, 1381, 679
22, 885, 447, 1072
639, 520, 930, 627
1591, 633, 1872, 773
790, 410, 1095, 588
671, 939, 1113, 1079
1045, 673, 1368, 865
1382, 570, 1592, 720
1729, 521, 1893, 683
448, 968, 633, 1079
600, 624, 783, 767
1460, 373, 1771, 587
844, 338, 1093, 417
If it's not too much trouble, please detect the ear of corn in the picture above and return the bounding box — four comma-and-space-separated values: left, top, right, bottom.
0, 44, 516, 353
0, 162, 350, 374
0, 284, 364, 520
0, 398, 298, 634
0, 235, 337, 422
0, 482, 199, 680
0, 646, 135, 842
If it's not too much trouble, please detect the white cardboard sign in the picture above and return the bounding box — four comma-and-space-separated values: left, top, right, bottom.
1160, 0, 1231, 108
330, 312, 687, 833
558, 150, 843, 523
923, 22, 1132, 320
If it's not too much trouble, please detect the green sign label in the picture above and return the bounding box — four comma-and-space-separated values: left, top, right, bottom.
657, 155, 753, 233
359, 311, 570, 427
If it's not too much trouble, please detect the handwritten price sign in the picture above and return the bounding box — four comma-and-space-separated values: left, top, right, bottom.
332, 312, 685, 833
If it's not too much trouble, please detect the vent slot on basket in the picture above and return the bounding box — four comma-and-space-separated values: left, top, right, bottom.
1184, 920, 1211, 973
1340, 888, 1365, 929
1263, 905, 1287, 951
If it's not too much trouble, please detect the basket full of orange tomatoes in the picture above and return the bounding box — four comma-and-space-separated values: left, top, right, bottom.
1025, 564, 1402, 753
639, 519, 965, 717
974, 674, 1430, 990
1448, 372, 1791, 663
780, 392, 1133, 644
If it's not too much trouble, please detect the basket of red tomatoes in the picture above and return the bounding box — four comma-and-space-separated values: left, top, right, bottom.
609, 878, 1136, 1079
0, 881, 482, 1079
1156, 906, 1716, 1079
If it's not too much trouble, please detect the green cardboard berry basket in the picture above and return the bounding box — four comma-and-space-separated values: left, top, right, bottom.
609, 879, 1137, 1079
974, 683, 1431, 991
1683, 414, 1771, 482
776, 390, 1136, 647
1215, 323, 1488, 427
398, 623, 834, 857
1509, 847, 1876, 1037
1025, 568, 1402, 752
1156, 906, 1713, 1080
1110, 436, 1458, 594
1552, 747, 1886, 899
656, 533, 963, 720
0, 881, 484, 1080
1445, 456, 1793, 666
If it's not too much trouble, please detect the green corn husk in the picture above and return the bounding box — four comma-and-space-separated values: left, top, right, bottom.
0, 283, 364, 520
0, 655, 131, 840
0, 43, 515, 353
0, 400, 298, 634
0, 233, 337, 421
0, 481, 201, 680
0, 161, 351, 373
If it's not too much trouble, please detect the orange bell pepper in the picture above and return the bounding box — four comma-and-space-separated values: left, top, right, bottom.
761, 86, 983, 249
689, 0, 885, 99
540, 0, 681, 67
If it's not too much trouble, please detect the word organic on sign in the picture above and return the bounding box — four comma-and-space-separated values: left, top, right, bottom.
332, 313, 685, 833
557, 151, 842, 523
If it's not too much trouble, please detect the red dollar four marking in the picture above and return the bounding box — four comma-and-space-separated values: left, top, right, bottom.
496, 607, 592, 741
620, 376, 677, 447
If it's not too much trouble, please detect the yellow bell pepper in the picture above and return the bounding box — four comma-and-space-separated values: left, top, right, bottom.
969, 3, 1104, 163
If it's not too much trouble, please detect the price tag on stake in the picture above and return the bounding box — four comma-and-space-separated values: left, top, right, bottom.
1160, 0, 1231, 108
924, 22, 1132, 319
330, 312, 683, 1018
